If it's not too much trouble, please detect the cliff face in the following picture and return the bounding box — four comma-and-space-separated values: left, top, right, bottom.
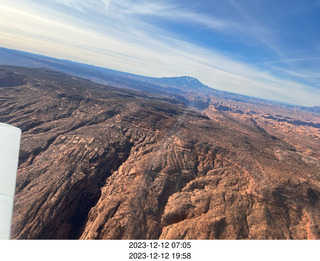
1, 66, 319, 239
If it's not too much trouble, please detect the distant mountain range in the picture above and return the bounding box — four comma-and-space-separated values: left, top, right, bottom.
0, 47, 288, 107
0, 47, 209, 92
1, 46, 319, 114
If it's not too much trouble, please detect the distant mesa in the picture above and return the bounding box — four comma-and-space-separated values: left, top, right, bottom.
160, 76, 203, 85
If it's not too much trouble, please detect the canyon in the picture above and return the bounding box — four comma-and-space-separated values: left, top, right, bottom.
0, 65, 319, 239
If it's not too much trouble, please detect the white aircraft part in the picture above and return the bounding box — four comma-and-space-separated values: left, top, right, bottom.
0, 123, 21, 240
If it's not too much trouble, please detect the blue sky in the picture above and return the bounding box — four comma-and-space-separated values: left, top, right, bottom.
0, 0, 320, 106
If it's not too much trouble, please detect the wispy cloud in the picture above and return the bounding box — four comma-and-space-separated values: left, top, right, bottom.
123, 1, 231, 31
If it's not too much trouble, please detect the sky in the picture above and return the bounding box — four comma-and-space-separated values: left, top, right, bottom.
0, 0, 320, 106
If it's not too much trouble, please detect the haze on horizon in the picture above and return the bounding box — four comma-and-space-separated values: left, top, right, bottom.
0, 0, 320, 106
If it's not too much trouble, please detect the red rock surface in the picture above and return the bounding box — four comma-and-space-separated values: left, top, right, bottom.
0, 66, 319, 239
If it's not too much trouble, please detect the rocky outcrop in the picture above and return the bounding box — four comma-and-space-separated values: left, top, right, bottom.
1, 66, 319, 239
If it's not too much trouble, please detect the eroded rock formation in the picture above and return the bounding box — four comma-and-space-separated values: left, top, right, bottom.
0, 66, 319, 239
